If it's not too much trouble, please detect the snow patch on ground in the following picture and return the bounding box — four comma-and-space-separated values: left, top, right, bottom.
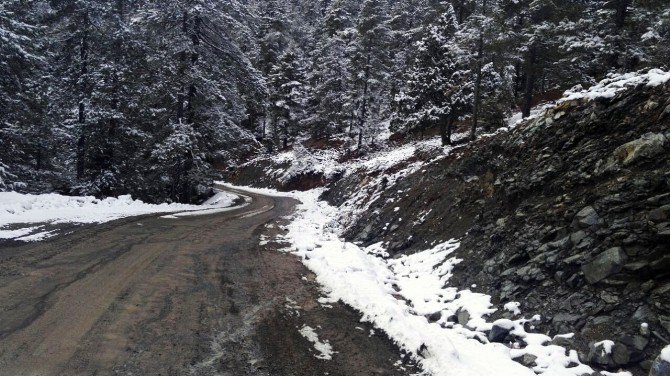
661, 345, 670, 362
0, 226, 42, 240
561, 68, 670, 102
298, 325, 335, 360
161, 192, 243, 218
16, 230, 58, 242
0, 190, 240, 241
504, 302, 522, 316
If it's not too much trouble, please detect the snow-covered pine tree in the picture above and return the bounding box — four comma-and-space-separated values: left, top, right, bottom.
350, 0, 392, 149
304, 0, 355, 140
137, 0, 263, 202
0, 0, 45, 190
458, 0, 516, 136
641, 2, 670, 68
506, 0, 567, 118
268, 46, 308, 149
396, 5, 473, 146
0, 162, 16, 191
388, 0, 437, 115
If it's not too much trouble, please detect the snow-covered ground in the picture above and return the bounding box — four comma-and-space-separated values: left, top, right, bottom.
0, 190, 241, 242
561, 68, 670, 102
223, 183, 615, 376
662, 345, 670, 362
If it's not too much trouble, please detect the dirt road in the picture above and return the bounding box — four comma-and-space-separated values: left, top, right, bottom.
0, 187, 417, 376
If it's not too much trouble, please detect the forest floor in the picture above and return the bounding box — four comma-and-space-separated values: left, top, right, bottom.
0, 186, 418, 376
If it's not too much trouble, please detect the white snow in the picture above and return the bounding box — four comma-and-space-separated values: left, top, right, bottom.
504, 302, 522, 316
561, 69, 670, 103
0, 190, 241, 241
594, 340, 615, 356
16, 230, 57, 242
661, 344, 670, 362
277, 190, 530, 375
298, 325, 335, 360
0, 226, 42, 240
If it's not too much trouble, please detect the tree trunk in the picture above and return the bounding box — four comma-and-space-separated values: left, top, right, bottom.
108, 0, 124, 163
36, 145, 42, 171
471, 36, 483, 140
177, 11, 189, 123
513, 14, 524, 101
358, 55, 370, 150
182, 151, 193, 203
608, 0, 631, 70
261, 117, 266, 140
522, 43, 537, 118
456, 0, 465, 23
440, 112, 454, 146
470, 0, 487, 141
187, 15, 200, 125
447, 113, 453, 144
440, 116, 448, 146
76, 22, 89, 179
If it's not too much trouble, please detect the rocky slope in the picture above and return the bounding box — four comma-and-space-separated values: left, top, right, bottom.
330, 82, 670, 374
229, 76, 670, 375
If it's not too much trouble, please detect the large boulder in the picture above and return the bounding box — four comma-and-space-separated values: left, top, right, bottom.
488, 319, 515, 343
573, 206, 604, 228
613, 132, 667, 166
581, 247, 628, 284
649, 204, 670, 223
587, 340, 616, 368
457, 308, 471, 326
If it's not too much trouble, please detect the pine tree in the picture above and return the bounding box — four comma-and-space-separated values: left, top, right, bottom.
268, 47, 308, 149
641, 3, 670, 68
308, 35, 353, 139
396, 6, 472, 146
387, 0, 436, 115
305, 0, 355, 139
0, 0, 52, 190
350, 0, 391, 149
137, 0, 263, 202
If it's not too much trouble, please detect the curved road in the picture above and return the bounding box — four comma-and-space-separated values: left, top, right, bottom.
0, 187, 417, 375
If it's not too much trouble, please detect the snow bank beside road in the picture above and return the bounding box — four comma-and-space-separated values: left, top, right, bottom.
214, 181, 608, 376
0, 190, 240, 241
272, 189, 606, 376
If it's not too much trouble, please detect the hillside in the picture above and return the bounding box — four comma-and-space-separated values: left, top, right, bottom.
228, 71, 670, 375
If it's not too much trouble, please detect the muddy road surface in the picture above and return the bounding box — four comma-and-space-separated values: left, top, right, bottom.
0, 187, 418, 376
